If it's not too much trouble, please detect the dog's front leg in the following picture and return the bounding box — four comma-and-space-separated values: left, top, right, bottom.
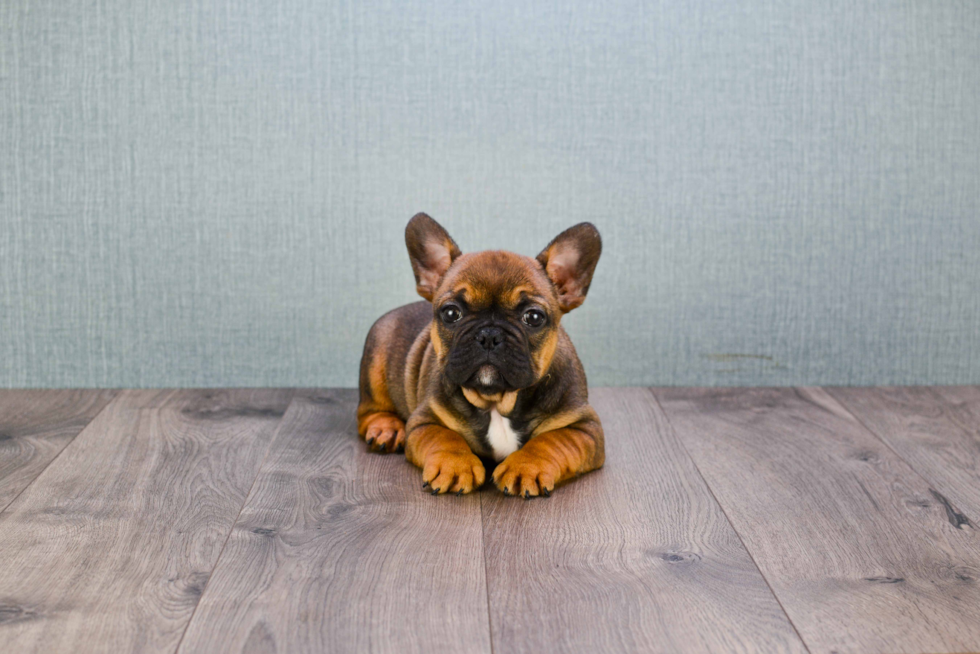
405, 418, 486, 496
492, 409, 604, 498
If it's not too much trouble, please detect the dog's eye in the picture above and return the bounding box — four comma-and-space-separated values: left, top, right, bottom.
523, 309, 547, 328
440, 305, 462, 324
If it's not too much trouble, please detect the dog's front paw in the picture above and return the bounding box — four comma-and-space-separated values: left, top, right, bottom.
362, 413, 406, 453
422, 451, 486, 495
493, 449, 561, 498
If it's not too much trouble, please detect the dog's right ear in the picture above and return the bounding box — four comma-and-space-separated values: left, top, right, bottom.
405, 213, 462, 301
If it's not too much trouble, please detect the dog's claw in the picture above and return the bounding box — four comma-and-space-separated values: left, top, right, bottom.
456, 489, 464, 496
524, 490, 531, 499
422, 481, 429, 489
431, 488, 440, 495
542, 488, 551, 497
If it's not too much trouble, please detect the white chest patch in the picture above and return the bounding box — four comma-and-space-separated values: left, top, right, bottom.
486, 408, 520, 462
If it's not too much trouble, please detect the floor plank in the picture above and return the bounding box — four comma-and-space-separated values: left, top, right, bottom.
0, 389, 117, 510
0, 389, 293, 653
481, 387, 807, 653
177, 389, 492, 654
827, 386, 980, 523
654, 386, 980, 654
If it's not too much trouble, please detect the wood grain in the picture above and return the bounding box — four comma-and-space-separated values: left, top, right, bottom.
654, 386, 980, 654
0, 389, 117, 510
481, 387, 807, 653
177, 389, 492, 654
0, 389, 293, 653
827, 386, 980, 523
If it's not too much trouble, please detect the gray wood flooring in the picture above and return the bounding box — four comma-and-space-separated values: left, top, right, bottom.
0, 387, 978, 654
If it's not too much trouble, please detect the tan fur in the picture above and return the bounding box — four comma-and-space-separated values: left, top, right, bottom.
429, 322, 443, 360
497, 390, 518, 416
533, 329, 559, 378
368, 358, 392, 410
404, 424, 485, 494
403, 326, 429, 413
493, 423, 602, 497
531, 405, 593, 438
455, 281, 476, 305
358, 214, 604, 497
429, 400, 469, 439
360, 413, 406, 453
504, 284, 538, 309
461, 388, 518, 415
461, 387, 492, 409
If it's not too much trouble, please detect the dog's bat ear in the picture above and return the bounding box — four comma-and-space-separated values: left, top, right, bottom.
536, 223, 602, 312
405, 213, 462, 301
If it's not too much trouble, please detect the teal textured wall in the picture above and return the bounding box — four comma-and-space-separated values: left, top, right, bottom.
2, 0, 979, 388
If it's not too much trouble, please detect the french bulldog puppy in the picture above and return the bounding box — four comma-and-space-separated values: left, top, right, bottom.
357, 213, 604, 498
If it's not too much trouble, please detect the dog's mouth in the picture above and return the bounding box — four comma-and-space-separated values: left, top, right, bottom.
446, 338, 538, 392
477, 364, 499, 385
464, 364, 509, 394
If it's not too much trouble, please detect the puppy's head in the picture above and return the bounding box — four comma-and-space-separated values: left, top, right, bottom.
406, 213, 601, 394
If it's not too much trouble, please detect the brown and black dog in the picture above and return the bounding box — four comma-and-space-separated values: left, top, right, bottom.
357, 213, 604, 498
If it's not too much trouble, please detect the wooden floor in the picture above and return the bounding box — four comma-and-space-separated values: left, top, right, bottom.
1, 388, 978, 654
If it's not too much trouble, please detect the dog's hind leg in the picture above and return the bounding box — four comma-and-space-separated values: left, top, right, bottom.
357, 320, 406, 454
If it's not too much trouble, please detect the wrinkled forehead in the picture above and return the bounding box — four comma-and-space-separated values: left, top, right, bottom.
436, 251, 556, 311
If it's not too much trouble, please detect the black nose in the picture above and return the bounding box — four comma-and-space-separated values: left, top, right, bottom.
475, 326, 504, 351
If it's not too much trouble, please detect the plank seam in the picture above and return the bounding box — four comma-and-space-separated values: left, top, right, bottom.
822, 387, 980, 527
479, 491, 497, 654
646, 387, 814, 654
172, 388, 297, 654
0, 389, 120, 515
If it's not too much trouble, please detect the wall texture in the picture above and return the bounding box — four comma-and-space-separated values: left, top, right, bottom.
2, 0, 979, 388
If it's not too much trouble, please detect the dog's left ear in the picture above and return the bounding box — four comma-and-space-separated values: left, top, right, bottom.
536, 223, 602, 312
